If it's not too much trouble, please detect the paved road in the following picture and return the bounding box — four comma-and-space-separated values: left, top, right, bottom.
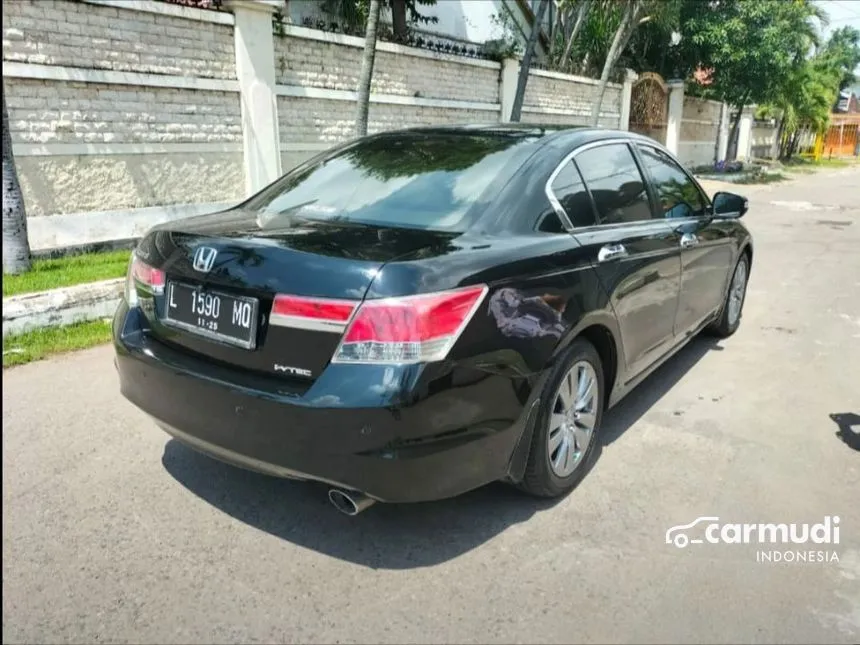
4, 168, 860, 644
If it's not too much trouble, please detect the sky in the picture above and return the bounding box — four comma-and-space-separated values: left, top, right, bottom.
817, 0, 860, 92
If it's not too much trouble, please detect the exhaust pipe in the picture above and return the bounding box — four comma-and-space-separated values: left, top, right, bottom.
328, 488, 376, 516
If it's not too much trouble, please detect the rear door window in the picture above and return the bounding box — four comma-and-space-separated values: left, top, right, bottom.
574, 143, 654, 225
548, 160, 597, 228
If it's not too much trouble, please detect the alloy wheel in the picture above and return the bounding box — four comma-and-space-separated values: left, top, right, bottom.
727, 259, 748, 326
547, 361, 598, 478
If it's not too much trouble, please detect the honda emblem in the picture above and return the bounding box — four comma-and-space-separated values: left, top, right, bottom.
192, 246, 218, 273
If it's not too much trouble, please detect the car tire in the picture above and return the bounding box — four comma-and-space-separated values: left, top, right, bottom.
707, 253, 750, 339
519, 338, 605, 498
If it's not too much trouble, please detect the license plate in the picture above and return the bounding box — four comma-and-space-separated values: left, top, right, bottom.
163, 281, 259, 349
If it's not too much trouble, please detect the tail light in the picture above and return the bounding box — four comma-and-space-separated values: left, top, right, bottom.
331, 285, 488, 364
126, 252, 165, 306
270, 294, 357, 332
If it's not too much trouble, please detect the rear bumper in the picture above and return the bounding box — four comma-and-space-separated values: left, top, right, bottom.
113, 303, 539, 503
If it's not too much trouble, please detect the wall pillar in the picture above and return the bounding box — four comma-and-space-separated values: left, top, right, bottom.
736, 105, 755, 161
665, 80, 685, 156
224, 0, 283, 196
717, 102, 730, 162
499, 58, 519, 122
619, 69, 638, 131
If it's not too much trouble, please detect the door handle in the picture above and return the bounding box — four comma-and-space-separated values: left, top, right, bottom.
598, 244, 628, 262
680, 233, 699, 249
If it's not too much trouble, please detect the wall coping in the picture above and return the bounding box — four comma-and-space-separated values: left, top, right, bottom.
13, 142, 243, 157
275, 84, 500, 112
3, 62, 239, 91
521, 105, 621, 118
528, 67, 621, 89
26, 202, 234, 252
82, 0, 235, 25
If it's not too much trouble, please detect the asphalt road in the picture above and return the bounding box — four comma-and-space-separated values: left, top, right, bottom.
4, 167, 860, 644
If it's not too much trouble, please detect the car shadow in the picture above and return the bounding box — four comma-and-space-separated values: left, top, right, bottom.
161, 336, 721, 569
161, 438, 560, 569
600, 336, 722, 445
829, 412, 860, 452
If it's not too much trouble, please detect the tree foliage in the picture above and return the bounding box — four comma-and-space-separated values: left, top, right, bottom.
320, 0, 437, 41
765, 26, 860, 157
821, 26, 860, 91
676, 0, 826, 109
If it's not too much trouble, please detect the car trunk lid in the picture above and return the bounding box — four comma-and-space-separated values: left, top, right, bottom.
134, 209, 457, 382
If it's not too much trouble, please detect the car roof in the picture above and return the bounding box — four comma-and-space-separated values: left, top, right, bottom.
369, 123, 660, 153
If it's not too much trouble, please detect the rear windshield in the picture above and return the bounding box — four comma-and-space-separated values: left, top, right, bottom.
242, 132, 540, 232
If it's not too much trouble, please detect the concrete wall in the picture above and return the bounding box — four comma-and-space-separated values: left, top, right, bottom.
519, 69, 621, 128
2, 0, 631, 251
751, 121, 779, 159
2, 0, 243, 249
272, 24, 505, 171
676, 95, 723, 168
2, 0, 236, 77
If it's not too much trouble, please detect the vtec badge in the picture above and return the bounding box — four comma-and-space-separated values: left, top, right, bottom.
274, 364, 313, 378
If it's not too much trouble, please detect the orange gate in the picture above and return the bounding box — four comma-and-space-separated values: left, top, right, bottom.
821, 115, 860, 159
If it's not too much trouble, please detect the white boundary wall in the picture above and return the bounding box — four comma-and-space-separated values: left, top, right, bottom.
2, 0, 634, 251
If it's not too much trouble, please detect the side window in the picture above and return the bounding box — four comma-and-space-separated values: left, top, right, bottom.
548, 160, 597, 228
575, 144, 653, 225
637, 145, 707, 219
536, 210, 566, 233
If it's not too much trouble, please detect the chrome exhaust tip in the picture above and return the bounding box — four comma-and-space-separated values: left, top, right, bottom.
328, 488, 376, 516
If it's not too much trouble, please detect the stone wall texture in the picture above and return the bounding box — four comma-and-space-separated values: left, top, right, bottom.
523, 73, 622, 121
277, 97, 495, 146
5, 79, 242, 145
272, 31, 624, 165
274, 33, 501, 104
2, 0, 242, 215
16, 152, 243, 217
751, 123, 779, 158
3, 0, 632, 223
2, 0, 235, 79
679, 96, 723, 167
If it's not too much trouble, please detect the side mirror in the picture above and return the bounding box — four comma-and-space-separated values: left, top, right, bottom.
712, 191, 749, 218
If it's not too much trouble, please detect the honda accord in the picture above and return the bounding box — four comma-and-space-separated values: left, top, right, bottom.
113, 125, 753, 514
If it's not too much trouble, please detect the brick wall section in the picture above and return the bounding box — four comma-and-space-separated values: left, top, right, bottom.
5, 79, 242, 143
278, 97, 493, 145
681, 97, 721, 141
274, 34, 500, 104
682, 96, 721, 123
17, 152, 243, 216
2, 0, 631, 223
678, 96, 722, 167
5, 79, 242, 145
2, 0, 235, 79
751, 122, 778, 158
519, 111, 619, 129
523, 73, 621, 119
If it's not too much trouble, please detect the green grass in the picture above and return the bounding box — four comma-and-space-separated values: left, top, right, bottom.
2, 249, 131, 298
2, 319, 113, 367
782, 156, 858, 170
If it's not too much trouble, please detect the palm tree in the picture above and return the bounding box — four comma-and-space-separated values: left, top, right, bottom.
355, 0, 381, 137
589, 0, 676, 126
2, 82, 31, 274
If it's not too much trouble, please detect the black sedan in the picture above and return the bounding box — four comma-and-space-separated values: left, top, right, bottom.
114, 125, 753, 515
